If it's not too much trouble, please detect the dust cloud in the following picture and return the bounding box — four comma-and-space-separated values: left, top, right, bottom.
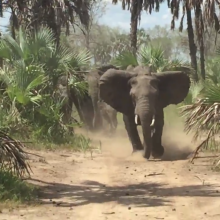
77, 127, 134, 158
76, 117, 195, 162
161, 122, 194, 161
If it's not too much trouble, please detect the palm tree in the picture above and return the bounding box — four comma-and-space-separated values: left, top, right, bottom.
112, 0, 165, 56
170, 0, 220, 81
185, 2, 198, 82
1, 0, 93, 46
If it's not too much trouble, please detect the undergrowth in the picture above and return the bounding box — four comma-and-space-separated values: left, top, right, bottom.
0, 170, 38, 203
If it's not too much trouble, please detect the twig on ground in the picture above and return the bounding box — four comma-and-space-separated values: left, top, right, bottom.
195, 175, 205, 185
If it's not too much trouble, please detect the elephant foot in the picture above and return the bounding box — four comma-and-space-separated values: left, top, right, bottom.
133, 145, 143, 152
132, 149, 142, 154
143, 147, 151, 160
152, 145, 164, 159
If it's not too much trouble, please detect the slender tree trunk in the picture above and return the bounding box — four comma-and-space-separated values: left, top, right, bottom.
11, 7, 16, 40
85, 31, 90, 50
47, 8, 60, 47
130, 0, 138, 56
195, 5, 206, 80
0, 32, 2, 68
186, 6, 198, 82
199, 23, 205, 80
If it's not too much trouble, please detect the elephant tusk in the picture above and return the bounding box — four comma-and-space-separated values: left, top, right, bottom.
135, 115, 139, 125
150, 117, 155, 127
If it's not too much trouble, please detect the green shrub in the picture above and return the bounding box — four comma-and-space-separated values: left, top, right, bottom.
0, 170, 37, 203
0, 26, 91, 143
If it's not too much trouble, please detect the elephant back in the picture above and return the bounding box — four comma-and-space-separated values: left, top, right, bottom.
97, 64, 119, 76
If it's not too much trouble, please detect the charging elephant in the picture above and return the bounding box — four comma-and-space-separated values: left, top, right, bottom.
97, 100, 118, 134
87, 64, 119, 131
99, 68, 190, 159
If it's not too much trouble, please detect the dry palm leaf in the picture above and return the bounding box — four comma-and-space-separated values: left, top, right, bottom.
0, 130, 32, 177
180, 83, 220, 162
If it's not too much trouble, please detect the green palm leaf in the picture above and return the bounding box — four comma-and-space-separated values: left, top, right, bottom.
0, 35, 23, 61
138, 45, 165, 71
70, 49, 92, 70
111, 50, 138, 69
26, 74, 47, 92
29, 27, 55, 56
203, 83, 220, 103
68, 75, 88, 98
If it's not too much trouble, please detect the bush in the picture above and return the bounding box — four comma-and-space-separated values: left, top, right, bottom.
0, 170, 37, 203
0, 26, 91, 143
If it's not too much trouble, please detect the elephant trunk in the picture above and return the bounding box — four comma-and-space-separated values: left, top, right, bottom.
135, 99, 155, 159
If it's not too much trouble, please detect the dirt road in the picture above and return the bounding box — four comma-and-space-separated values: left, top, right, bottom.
1, 126, 220, 220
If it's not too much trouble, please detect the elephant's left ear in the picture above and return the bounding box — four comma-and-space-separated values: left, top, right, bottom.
155, 71, 191, 107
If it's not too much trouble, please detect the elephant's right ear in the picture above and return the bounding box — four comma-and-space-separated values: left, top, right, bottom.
99, 69, 134, 115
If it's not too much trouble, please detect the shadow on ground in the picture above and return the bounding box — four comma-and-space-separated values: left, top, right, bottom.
29, 178, 219, 208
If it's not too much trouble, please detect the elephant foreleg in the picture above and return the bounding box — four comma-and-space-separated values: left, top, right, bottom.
151, 109, 165, 158
123, 114, 143, 151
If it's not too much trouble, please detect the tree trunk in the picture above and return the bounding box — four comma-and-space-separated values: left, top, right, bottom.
130, 0, 138, 56
195, 4, 205, 80
10, 7, 16, 40
0, 32, 2, 68
47, 8, 60, 47
199, 17, 205, 80
186, 6, 198, 82
85, 31, 90, 50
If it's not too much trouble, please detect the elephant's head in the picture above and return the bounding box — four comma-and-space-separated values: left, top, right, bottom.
99, 69, 190, 158
132, 65, 152, 75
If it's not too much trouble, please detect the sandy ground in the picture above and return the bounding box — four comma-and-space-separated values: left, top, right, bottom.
1, 124, 220, 220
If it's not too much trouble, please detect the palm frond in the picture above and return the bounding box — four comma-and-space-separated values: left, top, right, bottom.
205, 58, 220, 84
70, 49, 92, 70
111, 50, 138, 69
68, 75, 88, 98
137, 45, 165, 71
31, 26, 55, 53
18, 28, 27, 55
0, 131, 31, 177
180, 82, 220, 161
0, 35, 23, 61
182, 81, 204, 105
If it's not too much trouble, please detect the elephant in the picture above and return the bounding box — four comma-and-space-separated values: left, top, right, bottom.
127, 64, 152, 75
97, 100, 118, 134
126, 65, 135, 71
56, 74, 94, 131
99, 68, 190, 159
87, 64, 119, 131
